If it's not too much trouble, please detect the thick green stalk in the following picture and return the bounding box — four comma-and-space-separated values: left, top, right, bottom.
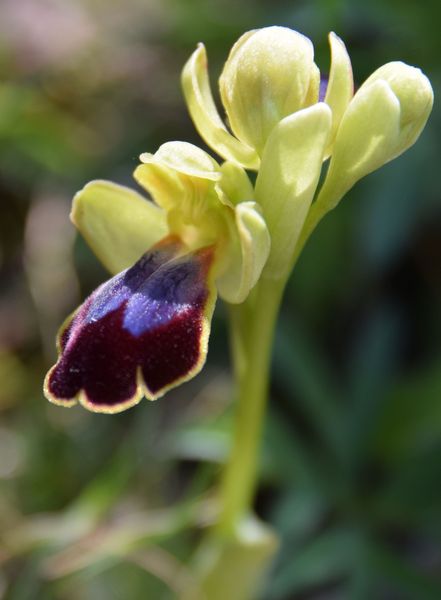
216, 201, 328, 535
217, 276, 284, 535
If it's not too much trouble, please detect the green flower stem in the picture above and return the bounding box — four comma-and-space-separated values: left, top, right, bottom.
217, 276, 285, 535
216, 198, 330, 535
215, 197, 330, 536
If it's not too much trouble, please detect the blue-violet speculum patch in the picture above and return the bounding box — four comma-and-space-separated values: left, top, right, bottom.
45, 237, 215, 412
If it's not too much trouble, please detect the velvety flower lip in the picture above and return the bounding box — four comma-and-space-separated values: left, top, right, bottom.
44, 237, 216, 413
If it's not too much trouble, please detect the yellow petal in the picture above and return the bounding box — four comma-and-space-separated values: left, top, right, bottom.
216, 161, 254, 207
219, 27, 316, 155
181, 44, 259, 169
140, 141, 221, 181
135, 145, 227, 250
324, 32, 354, 155
255, 103, 332, 278
71, 180, 168, 274
360, 61, 433, 153
134, 162, 185, 212
217, 202, 270, 304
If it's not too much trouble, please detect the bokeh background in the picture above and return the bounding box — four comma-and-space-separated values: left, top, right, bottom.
1, 0, 440, 598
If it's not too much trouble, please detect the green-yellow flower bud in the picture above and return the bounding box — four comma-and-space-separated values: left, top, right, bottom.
361, 61, 433, 152
312, 60, 433, 215
219, 27, 317, 155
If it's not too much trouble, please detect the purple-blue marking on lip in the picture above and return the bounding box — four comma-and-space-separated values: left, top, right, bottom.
45, 237, 215, 411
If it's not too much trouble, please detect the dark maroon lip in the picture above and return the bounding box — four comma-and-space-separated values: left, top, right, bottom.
46, 240, 215, 411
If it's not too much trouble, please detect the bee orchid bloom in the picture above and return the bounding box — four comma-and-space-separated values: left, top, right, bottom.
44, 142, 270, 413
44, 26, 433, 414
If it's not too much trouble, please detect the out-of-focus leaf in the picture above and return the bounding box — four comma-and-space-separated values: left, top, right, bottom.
40, 504, 203, 580
373, 443, 441, 527
268, 527, 361, 599
164, 416, 232, 464
285, 199, 352, 315
66, 446, 134, 521
345, 556, 377, 600
356, 144, 433, 271
263, 408, 345, 499
273, 317, 344, 459
56, 560, 169, 600
161, 378, 233, 465
3, 557, 58, 600
0, 84, 97, 176
6, 446, 133, 556
368, 542, 441, 600
270, 487, 325, 542
131, 546, 200, 598
0, 350, 28, 409
343, 305, 402, 470
373, 358, 441, 461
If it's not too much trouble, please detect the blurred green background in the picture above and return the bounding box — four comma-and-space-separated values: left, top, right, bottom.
0, 0, 440, 598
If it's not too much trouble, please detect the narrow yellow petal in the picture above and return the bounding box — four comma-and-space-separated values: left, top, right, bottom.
217, 202, 270, 304
181, 44, 259, 169
324, 32, 354, 155
255, 103, 332, 278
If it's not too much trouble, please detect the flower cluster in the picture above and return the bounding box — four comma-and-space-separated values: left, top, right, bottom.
44, 26, 433, 412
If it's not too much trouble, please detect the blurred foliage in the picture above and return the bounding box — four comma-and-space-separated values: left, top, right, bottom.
0, 0, 440, 598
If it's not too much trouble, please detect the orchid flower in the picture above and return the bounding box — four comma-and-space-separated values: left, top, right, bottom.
44, 25, 432, 432
44, 142, 270, 413
43, 24, 433, 596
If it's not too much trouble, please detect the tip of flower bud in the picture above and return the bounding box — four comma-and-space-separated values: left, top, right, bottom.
363, 61, 433, 127
219, 26, 317, 154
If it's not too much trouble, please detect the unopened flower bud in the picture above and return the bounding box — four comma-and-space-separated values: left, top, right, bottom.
219, 27, 318, 155
314, 60, 433, 213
